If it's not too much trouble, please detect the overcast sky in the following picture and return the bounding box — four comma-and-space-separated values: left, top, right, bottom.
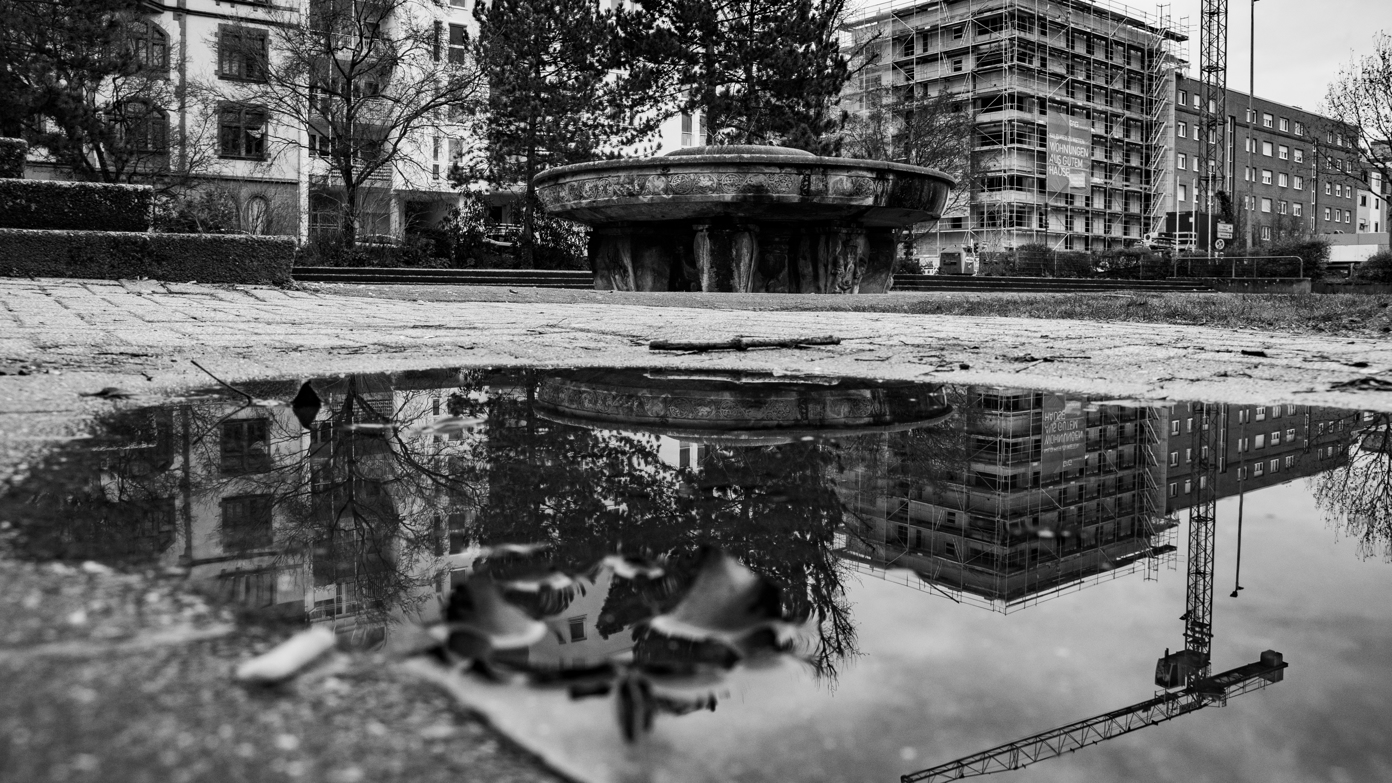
1168, 0, 1388, 112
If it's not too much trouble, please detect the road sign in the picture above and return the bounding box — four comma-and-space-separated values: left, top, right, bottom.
1213, 238, 1226, 251
1216, 222, 1234, 240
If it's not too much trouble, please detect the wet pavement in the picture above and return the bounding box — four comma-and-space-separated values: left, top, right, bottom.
3, 363, 1390, 782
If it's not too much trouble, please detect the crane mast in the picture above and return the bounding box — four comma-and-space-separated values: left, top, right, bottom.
1199, 0, 1231, 248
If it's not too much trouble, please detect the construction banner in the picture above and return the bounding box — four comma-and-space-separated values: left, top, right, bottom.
1041, 394, 1087, 477
1046, 113, 1092, 194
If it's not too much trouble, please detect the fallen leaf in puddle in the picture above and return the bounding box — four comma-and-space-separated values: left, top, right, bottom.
646, 547, 787, 645
235, 626, 336, 684
291, 382, 322, 429
79, 387, 136, 400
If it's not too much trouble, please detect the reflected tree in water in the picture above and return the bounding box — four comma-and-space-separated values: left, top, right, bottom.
1314, 413, 1392, 561
457, 372, 862, 679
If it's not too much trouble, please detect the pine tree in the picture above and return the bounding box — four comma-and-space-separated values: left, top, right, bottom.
0, 0, 180, 182
472, 0, 659, 264
618, 0, 851, 153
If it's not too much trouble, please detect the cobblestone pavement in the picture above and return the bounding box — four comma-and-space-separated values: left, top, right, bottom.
2, 277, 1390, 783
1, 278, 1390, 421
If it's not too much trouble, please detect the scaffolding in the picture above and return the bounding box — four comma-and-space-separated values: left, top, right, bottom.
840, 0, 1187, 265
837, 390, 1178, 614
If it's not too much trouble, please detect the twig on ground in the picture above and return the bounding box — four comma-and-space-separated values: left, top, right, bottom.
649, 335, 841, 352
190, 360, 254, 404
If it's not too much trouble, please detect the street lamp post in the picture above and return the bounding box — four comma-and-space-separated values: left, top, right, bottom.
1246, 0, 1258, 250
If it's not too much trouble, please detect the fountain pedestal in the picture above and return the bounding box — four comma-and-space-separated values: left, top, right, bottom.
533, 145, 955, 294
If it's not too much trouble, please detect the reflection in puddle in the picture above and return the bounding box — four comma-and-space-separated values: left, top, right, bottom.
2, 368, 1388, 780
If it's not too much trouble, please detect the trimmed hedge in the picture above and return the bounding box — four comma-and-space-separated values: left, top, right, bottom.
0, 229, 294, 284
0, 179, 152, 232
0, 138, 25, 179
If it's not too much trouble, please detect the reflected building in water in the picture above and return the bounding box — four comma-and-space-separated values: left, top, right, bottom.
1158, 401, 1362, 513
837, 388, 1176, 611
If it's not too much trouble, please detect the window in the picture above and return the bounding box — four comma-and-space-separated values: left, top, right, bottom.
221, 495, 273, 551
1193, 124, 1200, 140
1193, 94, 1201, 108
1279, 117, 1289, 132
1271, 430, 1282, 445
449, 23, 468, 64
1261, 197, 1272, 213
1345, 209, 1352, 223
1185, 447, 1192, 462
1278, 145, 1289, 160
1270, 458, 1279, 473
1171, 419, 1180, 435
1294, 121, 1305, 136
1325, 206, 1332, 221
1325, 182, 1333, 195
952, 58, 964, 72
1294, 148, 1304, 163
1278, 200, 1288, 214
1362, 194, 1369, 207
221, 418, 270, 474
952, 24, 965, 39
1278, 172, 1288, 187
1253, 461, 1265, 477
1336, 183, 1343, 197
218, 26, 268, 82
1179, 90, 1187, 105
1177, 152, 1187, 169
1246, 108, 1255, 122
1262, 141, 1273, 156
1294, 203, 1303, 217
1184, 479, 1192, 494
1262, 112, 1273, 128
681, 112, 694, 146
1262, 170, 1273, 185
1294, 175, 1304, 190
1285, 455, 1295, 468
129, 20, 170, 71
1177, 121, 1187, 138
1260, 225, 1272, 240
219, 104, 267, 159
1238, 466, 1248, 480
116, 100, 169, 153
1254, 433, 1266, 449
568, 616, 586, 642
1238, 436, 1248, 452
1169, 451, 1179, 467
1178, 183, 1187, 203
1168, 482, 1178, 498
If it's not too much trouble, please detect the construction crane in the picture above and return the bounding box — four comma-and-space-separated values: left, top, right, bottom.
902, 405, 1286, 783
1155, 402, 1224, 688
1198, 0, 1232, 253
900, 652, 1287, 783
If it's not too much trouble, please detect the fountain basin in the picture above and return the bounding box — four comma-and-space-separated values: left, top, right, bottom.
532, 146, 955, 293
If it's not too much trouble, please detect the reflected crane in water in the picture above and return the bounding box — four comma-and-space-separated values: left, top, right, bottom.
901, 403, 1288, 783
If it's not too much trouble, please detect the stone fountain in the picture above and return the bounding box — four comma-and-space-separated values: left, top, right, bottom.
532, 145, 955, 293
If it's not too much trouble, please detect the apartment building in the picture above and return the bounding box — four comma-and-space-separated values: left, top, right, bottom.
841, 0, 1187, 267
1167, 75, 1364, 248
837, 388, 1177, 611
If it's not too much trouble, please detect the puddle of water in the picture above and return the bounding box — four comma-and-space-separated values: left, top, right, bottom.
1, 367, 1389, 782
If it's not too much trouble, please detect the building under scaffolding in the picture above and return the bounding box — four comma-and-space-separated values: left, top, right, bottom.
837, 389, 1178, 613
841, 0, 1187, 268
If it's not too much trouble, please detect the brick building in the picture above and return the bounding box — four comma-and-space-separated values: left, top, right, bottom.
1167, 75, 1364, 250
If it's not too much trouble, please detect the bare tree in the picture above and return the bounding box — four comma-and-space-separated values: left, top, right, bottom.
838, 84, 984, 262
1314, 413, 1392, 562
204, 0, 486, 248
1324, 33, 1392, 186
